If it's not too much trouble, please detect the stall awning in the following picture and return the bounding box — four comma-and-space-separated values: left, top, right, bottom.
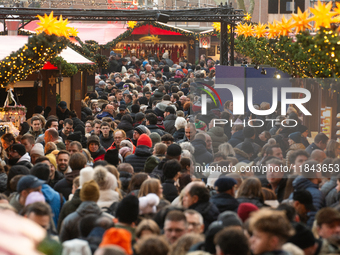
24, 21, 128, 45
0, 36, 94, 64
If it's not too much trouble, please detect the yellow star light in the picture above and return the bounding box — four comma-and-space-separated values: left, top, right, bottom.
332, 2, 340, 23
245, 13, 252, 21
235, 23, 245, 36
277, 16, 293, 36
67, 27, 78, 37
254, 22, 267, 38
291, 8, 312, 33
243, 24, 254, 37
36, 11, 57, 35
54, 15, 70, 38
267, 21, 280, 39
212, 22, 221, 32
309, 0, 336, 29
127, 21, 137, 29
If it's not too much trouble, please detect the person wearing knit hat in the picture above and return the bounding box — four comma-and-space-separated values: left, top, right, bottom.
115, 195, 139, 240
8, 144, 32, 169
286, 132, 305, 167
25, 191, 46, 206
210, 177, 239, 213
195, 120, 207, 131
119, 147, 132, 159
87, 134, 106, 162
124, 134, 152, 172
79, 167, 94, 188
59, 180, 104, 242
30, 143, 44, 165
217, 211, 243, 227
288, 132, 302, 145
120, 140, 134, 151
237, 202, 259, 222
99, 228, 133, 254
104, 149, 120, 166
149, 133, 161, 147
133, 125, 149, 146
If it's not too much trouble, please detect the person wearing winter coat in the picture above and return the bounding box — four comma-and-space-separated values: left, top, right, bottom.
236, 177, 265, 208
183, 185, 220, 232
8, 144, 33, 169
191, 133, 213, 166
145, 113, 168, 137
150, 86, 165, 106
87, 135, 106, 162
93, 166, 120, 210
173, 117, 186, 142
235, 126, 261, 161
99, 123, 114, 150
162, 160, 181, 203
59, 180, 107, 242
210, 177, 239, 213
30, 163, 65, 228
207, 126, 228, 153
163, 106, 177, 135
124, 134, 153, 173
117, 115, 134, 139
285, 132, 305, 166
227, 126, 244, 147
289, 160, 324, 227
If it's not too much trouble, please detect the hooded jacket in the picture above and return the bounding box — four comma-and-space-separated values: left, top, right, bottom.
163, 114, 177, 134
210, 193, 239, 213
235, 138, 261, 161
54, 170, 80, 200
228, 130, 244, 147
95, 111, 114, 121
162, 180, 178, 203
191, 139, 214, 166
290, 176, 324, 227
234, 148, 251, 163
59, 201, 103, 242
189, 201, 220, 232
15, 153, 33, 169
41, 184, 65, 227
57, 189, 82, 233
207, 126, 229, 153
237, 196, 265, 208
124, 145, 152, 173
99, 132, 114, 150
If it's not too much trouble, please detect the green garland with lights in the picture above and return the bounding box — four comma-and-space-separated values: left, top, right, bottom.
50, 56, 78, 77
235, 26, 340, 88
0, 32, 68, 87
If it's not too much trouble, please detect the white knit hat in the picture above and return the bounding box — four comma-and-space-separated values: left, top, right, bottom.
139, 193, 160, 215
30, 143, 44, 156
79, 167, 94, 188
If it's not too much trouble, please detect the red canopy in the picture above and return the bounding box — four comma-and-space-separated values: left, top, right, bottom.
132, 24, 184, 35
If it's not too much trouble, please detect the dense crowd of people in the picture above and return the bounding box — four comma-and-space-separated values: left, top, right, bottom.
1, 53, 340, 255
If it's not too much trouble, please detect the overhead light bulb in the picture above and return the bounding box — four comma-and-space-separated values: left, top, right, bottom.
261, 68, 267, 75
274, 71, 281, 79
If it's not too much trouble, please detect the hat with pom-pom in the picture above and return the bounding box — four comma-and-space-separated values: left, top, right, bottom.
139, 193, 160, 215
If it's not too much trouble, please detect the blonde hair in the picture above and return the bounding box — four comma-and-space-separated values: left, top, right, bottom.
138, 179, 161, 198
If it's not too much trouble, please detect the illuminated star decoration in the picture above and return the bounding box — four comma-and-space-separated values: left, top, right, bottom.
212, 22, 221, 32
291, 8, 312, 33
267, 21, 280, 39
254, 23, 267, 38
309, 0, 336, 29
332, 2, 340, 23
243, 24, 254, 37
35, 12, 78, 38
244, 13, 252, 21
235, 23, 245, 36
127, 21, 137, 29
277, 16, 293, 36
36, 11, 57, 35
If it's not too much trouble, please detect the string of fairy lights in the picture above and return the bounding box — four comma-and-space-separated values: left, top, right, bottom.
233, 0, 340, 90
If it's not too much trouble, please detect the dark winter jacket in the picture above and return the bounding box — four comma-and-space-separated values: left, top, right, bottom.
99, 132, 114, 150
210, 193, 239, 213
207, 126, 229, 153
162, 180, 178, 203
96, 111, 114, 121
173, 128, 185, 142
89, 146, 106, 162
48, 170, 64, 189
228, 130, 244, 147
234, 148, 251, 163
305, 143, 322, 155
117, 120, 134, 139
150, 90, 164, 105
119, 171, 133, 193
146, 125, 167, 136
235, 138, 261, 161
124, 145, 152, 173
290, 176, 324, 227
237, 196, 265, 208
321, 177, 337, 197
54, 170, 80, 200
0, 172, 7, 193
261, 178, 287, 203
59, 201, 103, 242
81, 107, 92, 122
57, 189, 82, 233
150, 158, 169, 181
26, 126, 44, 140
191, 139, 214, 166
189, 201, 220, 232
163, 114, 177, 134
